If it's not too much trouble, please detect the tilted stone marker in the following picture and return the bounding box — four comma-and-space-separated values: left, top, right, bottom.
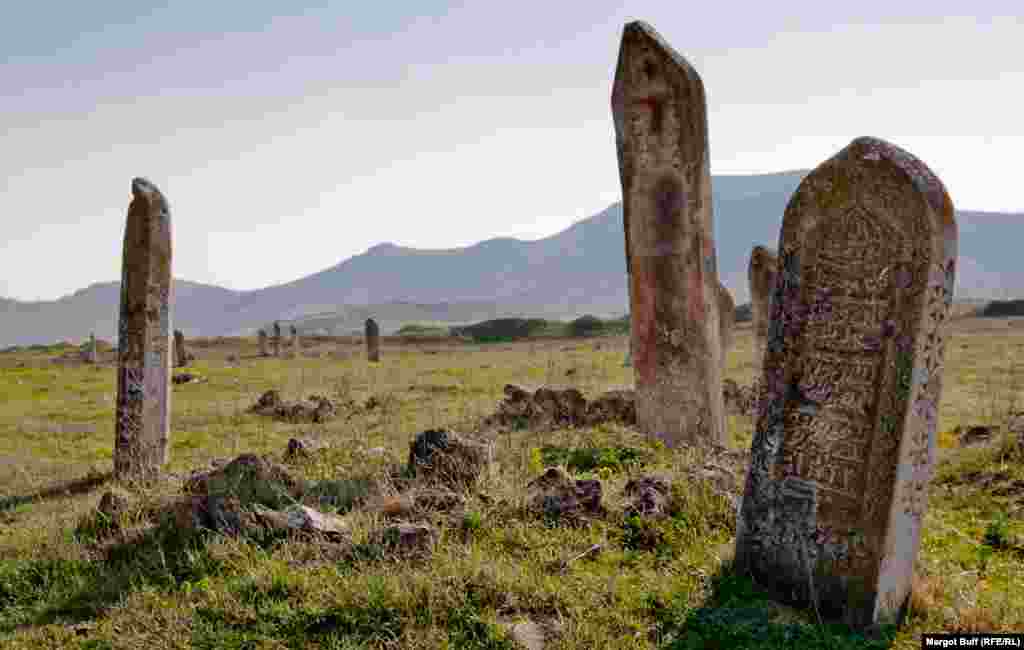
114, 177, 173, 479
173, 329, 188, 368
718, 281, 735, 373
748, 245, 778, 380
734, 137, 957, 627
611, 20, 725, 447
258, 329, 268, 357
366, 318, 380, 362
273, 321, 282, 358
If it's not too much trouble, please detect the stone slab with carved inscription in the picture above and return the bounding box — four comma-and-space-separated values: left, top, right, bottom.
734, 137, 957, 628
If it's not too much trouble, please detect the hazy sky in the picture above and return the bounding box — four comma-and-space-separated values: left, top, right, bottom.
2, 1, 1021, 301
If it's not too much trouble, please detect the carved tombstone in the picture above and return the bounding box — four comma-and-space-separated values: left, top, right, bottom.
272, 321, 282, 358
734, 137, 957, 628
173, 329, 188, 368
84, 332, 99, 364
611, 20, 724, 447
114, 177, 173, 479
290, 325, 299, 358
365, 318, 380, 362
718, 281, 735, 373
258, 329, 268, 357
748, 246, 778, 380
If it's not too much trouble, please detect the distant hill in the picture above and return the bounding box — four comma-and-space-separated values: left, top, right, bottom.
2, 170, 1021, 346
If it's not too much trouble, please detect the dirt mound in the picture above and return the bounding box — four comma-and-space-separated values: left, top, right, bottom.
249, 390, 337, 423
483, 384, 636, 429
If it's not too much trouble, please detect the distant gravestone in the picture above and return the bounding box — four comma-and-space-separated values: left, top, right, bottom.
114, 177, 173, 479
734, 137, 958, 627
290, 325, 299, 358
366, 318, 380, 362
84, 332, 98, 364
718, 281, 735, 374
273, 321, 282, 358
173, 329, 188, 368
611, 20, 724, 447
258, 329, 268, 357
748, 246, 778, 380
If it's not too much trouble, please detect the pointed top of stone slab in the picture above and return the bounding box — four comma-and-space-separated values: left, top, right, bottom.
611, 20, 707, 145
130, 177, 167, 205
616, 21, 699, 78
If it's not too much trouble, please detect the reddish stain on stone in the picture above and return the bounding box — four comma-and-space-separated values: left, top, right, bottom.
631, 264, 657, 387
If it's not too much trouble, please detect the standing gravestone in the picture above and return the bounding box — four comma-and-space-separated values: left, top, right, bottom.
366, 318, 380, 362
258, 329, 268, 357
734, 137, 957, 627
273, 321, 282, 358
748, 245, 778, 380
84, 332, 98, 364
173, 329, 188, 368
114, 177, 173, 479
718, 281, 735, 373
611, 20, 724, 447
290, 325, 299, 358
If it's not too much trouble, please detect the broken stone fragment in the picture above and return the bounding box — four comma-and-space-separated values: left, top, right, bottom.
184, 453, 303, 510
285, 437, 330, 460
526, 467, 605, 524
370, 522, 438, 557
622, 475, 672, 519
283, 504, 350, 540
407, 429, 492, 490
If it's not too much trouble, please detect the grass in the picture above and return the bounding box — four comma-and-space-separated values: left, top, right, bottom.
0, 319, 1023, 648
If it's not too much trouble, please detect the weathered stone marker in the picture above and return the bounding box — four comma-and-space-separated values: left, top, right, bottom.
173, 329, 188, 368
611, 20, 724, 447
366, 318, 380, 362
273, 321, 282, 358
290, 325, 299, 358
734, 137, 957, 627
114, 177, 173, 479
84, 332, 98, 364
748, 245, 778, 379
718, 281, 735, 373
258, 329, 268, 357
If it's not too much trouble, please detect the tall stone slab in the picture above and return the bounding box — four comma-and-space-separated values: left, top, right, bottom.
366, 318, 380, 362
273, 321, 282, 358
290, 325, 299, 358
611, 20, 724, 447
114, 177, 173, 479
258, 329, 268, 357
734, 137, 957, 627
173, 329, 187, 368
718, 281, 735, 373
748, 246, 778, 379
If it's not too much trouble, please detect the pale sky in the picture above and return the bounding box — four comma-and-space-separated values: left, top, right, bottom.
1, 1, 1021, 301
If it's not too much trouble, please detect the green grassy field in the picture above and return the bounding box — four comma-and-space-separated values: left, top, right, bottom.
1, 319, 1022, 649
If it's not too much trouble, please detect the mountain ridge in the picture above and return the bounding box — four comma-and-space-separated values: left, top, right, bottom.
3, 170, 1021, 346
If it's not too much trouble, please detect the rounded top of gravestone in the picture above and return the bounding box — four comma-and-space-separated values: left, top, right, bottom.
842, 137, 954, 222
749, 246, 778, 269
717, 282, 735, 310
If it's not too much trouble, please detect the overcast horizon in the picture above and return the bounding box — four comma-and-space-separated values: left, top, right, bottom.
2, 2, 1021, 302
